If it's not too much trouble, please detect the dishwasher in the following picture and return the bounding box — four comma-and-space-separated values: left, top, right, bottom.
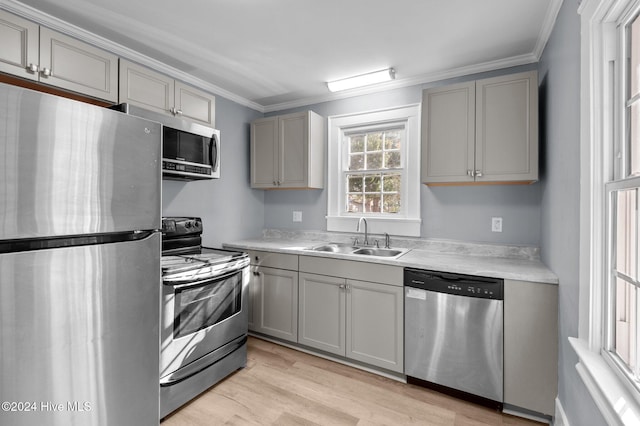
404, 268, 504, 409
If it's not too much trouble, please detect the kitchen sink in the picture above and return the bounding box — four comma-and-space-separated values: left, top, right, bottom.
309, 242, 359, 254
352, 247, 405, 257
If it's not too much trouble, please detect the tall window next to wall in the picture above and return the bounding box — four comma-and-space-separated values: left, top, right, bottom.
609, 10, 640, 384
327, 105, 421, 237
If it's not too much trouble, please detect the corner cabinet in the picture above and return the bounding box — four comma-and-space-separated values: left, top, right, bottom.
421, 70, 538, 184
504, 280, 558, 416
251, 111, 324, 189
298, 256, 404, 373
247, 250, 299, 343
119, 59, 215, 127
0, 10, 118, 102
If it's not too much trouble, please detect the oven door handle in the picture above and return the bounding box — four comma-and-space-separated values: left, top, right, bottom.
160, 335, 247, 387
163, 268, 245, 289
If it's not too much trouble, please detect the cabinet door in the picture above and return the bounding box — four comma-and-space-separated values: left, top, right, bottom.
421, 81, 475, 183
476, 71, 538, 182
298, 272, 345, 355
0, 10, 39, 81
279, 111, 308, 187
251, 116, 278, 188
252, 266, 298, 342
346, 279, 403, 372
504, 280, 557, 415
119, 59, 174, 115
39, 27, 118, 102
175, 81, 215, 127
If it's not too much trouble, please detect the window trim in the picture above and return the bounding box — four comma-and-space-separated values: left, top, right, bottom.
575, 0, 640, 423
326, 104, 421, 237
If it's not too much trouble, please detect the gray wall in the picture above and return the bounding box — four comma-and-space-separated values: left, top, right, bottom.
263, 65, 541, 246
538, 1, 606, 424
162, 95, 264, 247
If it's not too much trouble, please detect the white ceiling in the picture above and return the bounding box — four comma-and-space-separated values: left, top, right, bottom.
5, 0, 563, 112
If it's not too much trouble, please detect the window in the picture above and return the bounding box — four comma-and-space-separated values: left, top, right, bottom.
344, 126, 403, 214
574, 0, 640, 423
327, 105, 421, 237
607, 10, 640, 386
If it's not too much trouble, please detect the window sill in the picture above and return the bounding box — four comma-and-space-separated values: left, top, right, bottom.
569, 337, 640, 425
326, 215, 421, 237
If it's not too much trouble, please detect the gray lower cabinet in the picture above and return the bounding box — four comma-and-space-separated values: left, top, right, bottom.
298, 269, 404, 373
504, 280, 558, 415
0, 9, 118, 102
247, 250, 299, 343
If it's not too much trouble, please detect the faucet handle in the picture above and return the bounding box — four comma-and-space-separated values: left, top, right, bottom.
384, 233, 391, 249
352, 237, 359, 246
374, 240, 379, 248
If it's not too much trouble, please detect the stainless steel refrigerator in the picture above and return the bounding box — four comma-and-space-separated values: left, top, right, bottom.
0, 83, 162, 426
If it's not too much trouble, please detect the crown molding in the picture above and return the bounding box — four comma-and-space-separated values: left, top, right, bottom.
532, 0, 564, 60
262, 53, 538, 113
0, 0, 265, 112
1, 0, 560, 115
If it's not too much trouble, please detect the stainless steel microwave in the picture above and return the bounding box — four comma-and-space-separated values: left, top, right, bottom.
113, 103, 220, 180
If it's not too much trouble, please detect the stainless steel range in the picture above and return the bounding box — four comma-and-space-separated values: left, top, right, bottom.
160, 217, 250, 418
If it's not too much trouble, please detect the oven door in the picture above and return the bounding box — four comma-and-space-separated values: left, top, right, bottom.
161, 265, 249, 378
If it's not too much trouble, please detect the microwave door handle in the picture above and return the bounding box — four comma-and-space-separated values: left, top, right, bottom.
210, 134, 218, 173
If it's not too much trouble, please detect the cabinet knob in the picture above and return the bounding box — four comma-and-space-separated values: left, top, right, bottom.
475, 170, 483, 178
339, 284, 346, 289
27, 63, 38, 73
254, 256, 260, 262
467, 170, 475, 177
175, 109, 183, 115
40, 68, 51, 77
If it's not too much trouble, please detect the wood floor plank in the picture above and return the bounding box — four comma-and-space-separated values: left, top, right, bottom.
162, 337, 543, 426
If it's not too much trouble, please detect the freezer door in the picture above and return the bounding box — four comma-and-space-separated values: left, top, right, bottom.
0, 83, 161, 240
0, 232, 160, 426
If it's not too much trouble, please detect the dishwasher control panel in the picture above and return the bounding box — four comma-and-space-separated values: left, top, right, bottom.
404, 268, 503, 300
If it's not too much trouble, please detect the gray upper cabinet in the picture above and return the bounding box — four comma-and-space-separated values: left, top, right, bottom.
251, 111, 324, 189
119, 59, 215, 127
0, 10, 118, 102
422, 70, 538, 184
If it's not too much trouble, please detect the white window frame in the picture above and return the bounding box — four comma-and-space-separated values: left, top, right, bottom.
573, 0, 640, 424
326, 104, 421, 237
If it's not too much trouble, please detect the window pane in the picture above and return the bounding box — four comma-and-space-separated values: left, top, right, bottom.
364, 175, 381, 192
384, 151, 401, 169
367, 152, 383, 169
615, 278, 637, 369
367, 133, 383, 152
383, 194, 401, 213
349, 154, 364, 170
348, 175, 363, 192
364, 194, 381, 212
382, 174, 401, 192
385, 130, 401, 150
632, 16, 640, 98
617, 189, 638, 280
631, 103, 640, 176
347, 194, 363, 213
350, 135, 365, 153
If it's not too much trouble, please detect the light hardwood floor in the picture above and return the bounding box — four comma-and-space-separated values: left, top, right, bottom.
162, 337, 543, 426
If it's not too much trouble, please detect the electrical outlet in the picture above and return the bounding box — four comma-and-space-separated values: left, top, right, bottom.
491, 217, 503, 233
293, 211, 303, 222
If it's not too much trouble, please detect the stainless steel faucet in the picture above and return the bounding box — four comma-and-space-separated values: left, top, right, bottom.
384, 232, 391, 249
357, 217, 369, 246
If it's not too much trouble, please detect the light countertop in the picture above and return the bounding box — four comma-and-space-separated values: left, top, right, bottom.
223, 231, 558, 285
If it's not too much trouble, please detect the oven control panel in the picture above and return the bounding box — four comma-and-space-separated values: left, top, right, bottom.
162, 217, 202, 237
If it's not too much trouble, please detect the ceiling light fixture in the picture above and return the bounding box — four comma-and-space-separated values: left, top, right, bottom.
326, 68, 396, 92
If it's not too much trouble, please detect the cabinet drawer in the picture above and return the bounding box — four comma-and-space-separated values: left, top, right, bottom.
247, 250, 298, 271
299, 256, 402, 287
